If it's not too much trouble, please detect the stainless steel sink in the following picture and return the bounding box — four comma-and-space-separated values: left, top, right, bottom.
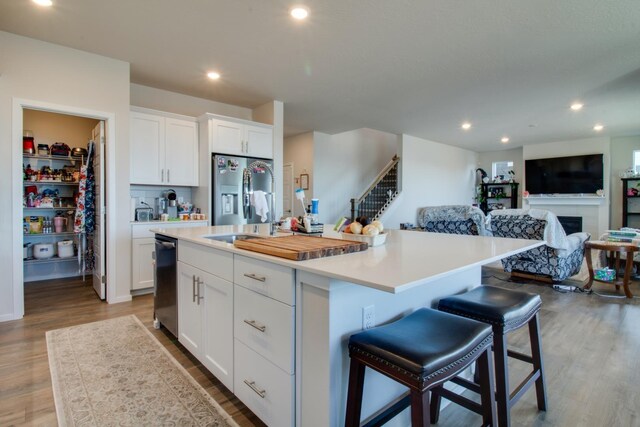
203, 234, 262, 243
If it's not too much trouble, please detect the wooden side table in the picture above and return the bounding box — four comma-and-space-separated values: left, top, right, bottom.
584, 240, 638, 298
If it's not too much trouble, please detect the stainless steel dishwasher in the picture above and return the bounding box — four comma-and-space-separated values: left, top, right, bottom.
153, 235, 178, 337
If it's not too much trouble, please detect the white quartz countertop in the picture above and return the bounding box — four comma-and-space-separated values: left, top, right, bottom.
152, 224, 543, 293
131, 220, 208, 225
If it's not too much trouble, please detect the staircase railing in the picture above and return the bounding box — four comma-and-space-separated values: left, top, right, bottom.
350, 155, 400, 221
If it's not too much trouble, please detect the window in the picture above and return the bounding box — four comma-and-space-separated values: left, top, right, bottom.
634, 150, 640, 174
492, 161, 513, 179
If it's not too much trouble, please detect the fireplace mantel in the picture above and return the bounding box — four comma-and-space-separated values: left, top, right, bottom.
524, 196, 606, 206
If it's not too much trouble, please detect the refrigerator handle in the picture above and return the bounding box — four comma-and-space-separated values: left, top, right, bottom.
242, 168, 252, 219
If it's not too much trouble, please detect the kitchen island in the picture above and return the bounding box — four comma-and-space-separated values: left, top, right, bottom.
153, 224, 542, 427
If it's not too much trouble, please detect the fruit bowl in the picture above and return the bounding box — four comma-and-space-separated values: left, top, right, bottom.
340, 231, 387, 247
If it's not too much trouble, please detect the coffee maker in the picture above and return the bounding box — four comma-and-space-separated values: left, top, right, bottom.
160, 189, 178, 219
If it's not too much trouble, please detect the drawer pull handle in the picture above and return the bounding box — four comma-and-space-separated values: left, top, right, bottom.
244, 273, 266, 282
243, 319, 266, 332
243, 379, 266, 398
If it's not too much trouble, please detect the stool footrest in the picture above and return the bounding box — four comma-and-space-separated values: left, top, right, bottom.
432, 386, 483, 414
510, 370, 541, 405
450, 376, 481, 394
507, 349, 533, 364
362, 393, 411, 427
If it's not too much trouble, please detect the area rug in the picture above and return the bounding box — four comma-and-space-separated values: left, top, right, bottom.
46, 315, 238, 427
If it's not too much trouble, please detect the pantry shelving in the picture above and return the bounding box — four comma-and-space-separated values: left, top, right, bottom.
23, 152, 83, 280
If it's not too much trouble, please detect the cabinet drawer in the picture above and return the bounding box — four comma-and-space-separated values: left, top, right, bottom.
234, 255, 294, 305
234, 340, 294, 427
178, 240, 233, 282
234, 285, 294, 374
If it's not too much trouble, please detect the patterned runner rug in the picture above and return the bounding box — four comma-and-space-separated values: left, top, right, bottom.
46, 315, 238, 426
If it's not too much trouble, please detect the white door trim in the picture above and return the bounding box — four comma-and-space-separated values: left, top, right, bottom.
12, 98, 118, 319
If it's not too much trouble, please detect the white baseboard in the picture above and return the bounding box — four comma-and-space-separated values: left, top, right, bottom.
108, 295, 133, 304
0, 312, 23, 322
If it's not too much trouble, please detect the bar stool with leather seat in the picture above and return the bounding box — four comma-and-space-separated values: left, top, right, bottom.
436, 286, 547, 427
345, 307, 497, 427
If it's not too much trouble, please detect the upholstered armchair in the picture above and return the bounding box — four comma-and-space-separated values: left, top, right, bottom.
417, 205, 489, 236
488, 209, 590, 282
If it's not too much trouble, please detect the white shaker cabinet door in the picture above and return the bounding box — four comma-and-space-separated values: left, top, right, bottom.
177, 262, 202, 358
164, 118, 198, 186
130, 111, 164, 184
245, 124, 273, 159
211, 119, 244, 156
131, 238, 155, 290
201, 270, 235, 392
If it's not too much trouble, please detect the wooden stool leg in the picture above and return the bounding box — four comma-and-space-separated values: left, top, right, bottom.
614, 252, 621, 291
493, 329, 511, 427
345, 359, 366, 427
477, 347, 497, 427
410, 389, 430, 427
429, 386, 443, 424
584, 246, 595, 291
529, 314, 548, 411
622, 253, 634, 298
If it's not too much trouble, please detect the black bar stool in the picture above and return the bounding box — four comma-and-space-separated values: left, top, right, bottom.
345, 307, 496, 427
436, 286, 547, 427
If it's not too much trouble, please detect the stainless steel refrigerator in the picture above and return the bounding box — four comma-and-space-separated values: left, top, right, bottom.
211, 153, 273, 225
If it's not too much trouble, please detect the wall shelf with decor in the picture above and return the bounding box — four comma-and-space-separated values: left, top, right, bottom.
621, 178, 640, 227
479, 182, 518, 214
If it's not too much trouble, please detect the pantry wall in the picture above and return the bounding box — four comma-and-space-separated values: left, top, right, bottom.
22, 109, 106, 302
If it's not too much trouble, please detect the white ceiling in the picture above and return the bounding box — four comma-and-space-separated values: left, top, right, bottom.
1, 0, 639, 152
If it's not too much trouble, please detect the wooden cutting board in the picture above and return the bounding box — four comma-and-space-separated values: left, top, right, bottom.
233, 235, 368, 261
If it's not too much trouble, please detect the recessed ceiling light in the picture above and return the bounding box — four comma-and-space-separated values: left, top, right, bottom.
501, 137, 510, 143
207, 71, 221, 80
570, 102, 584, 111
593, 124, 604, 131
290, 7, 309, 20
461, 122, 472, 130
32, 0, 53, 6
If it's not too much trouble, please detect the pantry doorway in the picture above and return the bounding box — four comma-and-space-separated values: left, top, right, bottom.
12, 98, 116, 318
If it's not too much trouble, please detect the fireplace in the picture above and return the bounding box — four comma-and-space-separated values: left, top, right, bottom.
557, 216, 582, 235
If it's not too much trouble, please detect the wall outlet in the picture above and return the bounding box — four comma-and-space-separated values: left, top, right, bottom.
362, 305, 375, 330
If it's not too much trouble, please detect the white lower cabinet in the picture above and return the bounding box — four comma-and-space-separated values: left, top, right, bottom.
201, 268, 234, 391
131, 238, 155, 290
177, 244, 296, 426
177, 260, 234, 391
234, 284, 294, 374
234, 339, 294, 427
177, 262, 203, 357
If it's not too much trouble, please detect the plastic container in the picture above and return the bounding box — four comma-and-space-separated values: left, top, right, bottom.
54, 216, 67, 233
340, 231, 387, 247
57, 240, 74, 258
33, 243, 54, 259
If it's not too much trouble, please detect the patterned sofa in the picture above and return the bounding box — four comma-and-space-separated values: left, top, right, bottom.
417, 205, 489, 236
488, 209, 590, 282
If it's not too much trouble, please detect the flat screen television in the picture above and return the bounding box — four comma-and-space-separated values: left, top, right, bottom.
525, 154, 603, 195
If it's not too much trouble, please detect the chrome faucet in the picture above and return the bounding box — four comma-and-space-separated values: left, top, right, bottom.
243, 160, 276, 235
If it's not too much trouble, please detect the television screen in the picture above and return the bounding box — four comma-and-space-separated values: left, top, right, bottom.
525, 154, 603, 195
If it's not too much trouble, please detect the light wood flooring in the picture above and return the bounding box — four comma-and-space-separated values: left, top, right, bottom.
1, 270, 639, 426
0, 277, 264, 427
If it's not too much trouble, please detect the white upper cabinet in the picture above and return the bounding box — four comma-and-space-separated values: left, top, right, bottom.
205, 115, 273, 159
130, 109, 198, 186
245, 124, 273, 159
130, 111, 164, 184
164, 117, 198, 185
